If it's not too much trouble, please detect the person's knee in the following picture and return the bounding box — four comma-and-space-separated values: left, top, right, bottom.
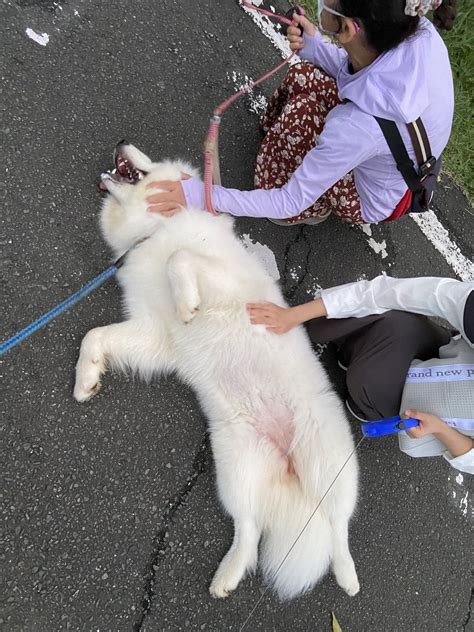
346, 371, 400, 421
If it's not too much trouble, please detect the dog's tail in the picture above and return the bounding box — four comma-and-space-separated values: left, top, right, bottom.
259, 476, 333, 600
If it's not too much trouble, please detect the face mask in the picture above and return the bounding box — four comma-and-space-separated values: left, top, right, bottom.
317, 0, 346, 35
317, 0, 361, 39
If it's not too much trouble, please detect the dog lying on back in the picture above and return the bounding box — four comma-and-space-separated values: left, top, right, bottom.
74, 143, 360, 599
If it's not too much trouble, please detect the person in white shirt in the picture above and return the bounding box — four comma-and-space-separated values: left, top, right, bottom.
247, 276, 474, 474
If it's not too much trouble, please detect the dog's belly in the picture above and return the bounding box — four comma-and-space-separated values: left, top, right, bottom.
208, 385, 298, 480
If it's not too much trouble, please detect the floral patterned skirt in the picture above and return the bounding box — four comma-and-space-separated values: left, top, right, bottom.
255, 61, 363, 225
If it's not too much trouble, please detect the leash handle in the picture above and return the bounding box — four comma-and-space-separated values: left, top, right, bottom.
239, 1, 304, 28
280, 7, 305, 37
361, 416, 420, 438
0, 265, 118, 357
204, 52, 294, 214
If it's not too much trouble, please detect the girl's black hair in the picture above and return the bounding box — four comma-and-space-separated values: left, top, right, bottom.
336, 0, 457, 54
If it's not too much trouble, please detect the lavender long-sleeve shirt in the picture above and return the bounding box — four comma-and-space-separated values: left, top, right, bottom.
183, 19, 453, 223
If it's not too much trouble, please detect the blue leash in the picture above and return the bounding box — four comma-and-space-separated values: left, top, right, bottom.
0, 253, 126, 358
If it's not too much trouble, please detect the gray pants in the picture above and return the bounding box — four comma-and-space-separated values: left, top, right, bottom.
306, 311, 451, 421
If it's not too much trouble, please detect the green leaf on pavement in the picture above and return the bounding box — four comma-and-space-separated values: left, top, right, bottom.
332, 612, 343, 632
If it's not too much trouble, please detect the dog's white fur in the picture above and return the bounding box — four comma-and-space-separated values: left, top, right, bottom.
74, 145, 359, 599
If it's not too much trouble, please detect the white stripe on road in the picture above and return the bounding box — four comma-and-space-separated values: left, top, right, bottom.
240, 6, 474, 282
410, 211, 474, 281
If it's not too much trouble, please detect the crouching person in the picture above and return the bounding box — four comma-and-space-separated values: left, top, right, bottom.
248, 275, 474, 474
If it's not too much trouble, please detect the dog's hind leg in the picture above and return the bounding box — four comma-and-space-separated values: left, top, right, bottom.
74, 320, 170, 402
210, 517, 260, 599
330, 514, 360, 596
166, 250, 201, 324
209, 443, 267, 599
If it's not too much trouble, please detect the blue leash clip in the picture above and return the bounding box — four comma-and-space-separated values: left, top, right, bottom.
361, 415, 420, 437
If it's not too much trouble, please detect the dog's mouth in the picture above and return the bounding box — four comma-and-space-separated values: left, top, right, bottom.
99, 146, 146, 191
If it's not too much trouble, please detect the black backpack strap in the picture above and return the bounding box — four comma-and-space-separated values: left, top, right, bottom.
374, 116, 424, 194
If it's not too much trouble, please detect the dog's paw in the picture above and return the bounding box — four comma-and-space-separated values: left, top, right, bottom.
209, 573, 237, 599
336, 567, 360, 597
177, 301, 200, 325
74, 330, 105, 402
74, 374, 102, 402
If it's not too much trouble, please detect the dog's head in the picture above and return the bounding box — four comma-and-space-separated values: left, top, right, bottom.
99, 142, 200, 256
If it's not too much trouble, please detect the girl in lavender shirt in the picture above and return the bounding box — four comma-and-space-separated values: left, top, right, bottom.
146, 0, 456, 225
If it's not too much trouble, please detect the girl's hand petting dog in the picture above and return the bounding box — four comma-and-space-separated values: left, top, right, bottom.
247, 302, 300, 334
146, 173, 190, 216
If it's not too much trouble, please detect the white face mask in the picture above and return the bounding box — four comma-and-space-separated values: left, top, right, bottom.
317, 0, 346, 36
317, 0, 361, 40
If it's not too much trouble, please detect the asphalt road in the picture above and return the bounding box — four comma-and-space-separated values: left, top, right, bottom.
1, 1, 473, 631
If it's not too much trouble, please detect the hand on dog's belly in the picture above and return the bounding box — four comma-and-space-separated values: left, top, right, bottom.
145, 176, 189, 216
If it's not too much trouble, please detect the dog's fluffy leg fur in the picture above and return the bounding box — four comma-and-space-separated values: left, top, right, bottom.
330, 518, 360, 596
210, 518, 260, 598
74, 321, 170, 401
166, 250, 201, 324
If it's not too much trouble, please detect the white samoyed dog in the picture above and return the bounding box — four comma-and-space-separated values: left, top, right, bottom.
73, 144, 360, 600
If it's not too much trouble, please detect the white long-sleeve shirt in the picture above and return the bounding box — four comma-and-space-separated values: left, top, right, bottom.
321, 276, 474, 474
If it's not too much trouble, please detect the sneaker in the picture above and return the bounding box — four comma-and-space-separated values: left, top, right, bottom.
268, 210, 331, 226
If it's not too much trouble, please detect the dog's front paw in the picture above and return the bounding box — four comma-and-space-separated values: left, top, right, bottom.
177, 301, 200, 325
74, 372, 102, 402
209, 574, 236, 599
74, 330, 105, 402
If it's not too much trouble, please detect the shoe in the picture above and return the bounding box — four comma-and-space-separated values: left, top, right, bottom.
268, 210, 331, 226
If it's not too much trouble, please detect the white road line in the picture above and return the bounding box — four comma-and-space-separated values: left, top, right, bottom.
410, 212, 473, 281
240, 6, 474, 282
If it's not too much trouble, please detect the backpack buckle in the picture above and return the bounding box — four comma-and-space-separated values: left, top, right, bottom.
419, 156, 436, 177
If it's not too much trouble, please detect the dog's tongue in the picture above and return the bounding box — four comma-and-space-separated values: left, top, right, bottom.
98, 180, 108, 191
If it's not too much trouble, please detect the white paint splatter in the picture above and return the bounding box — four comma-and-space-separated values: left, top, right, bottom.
241, 234, 280, 280
459, 491, 469, 518
228, 71, 268, 115
289, 266, 300, 282
447, 475, 472, 520
306, 276, 323, 298
410, 211, 474, 281
357, 224, 388, 259
240, 2, 296, 61
25, 28, 49, 46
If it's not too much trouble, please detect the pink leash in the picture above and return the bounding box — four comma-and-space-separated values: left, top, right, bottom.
203, 2, 304, 214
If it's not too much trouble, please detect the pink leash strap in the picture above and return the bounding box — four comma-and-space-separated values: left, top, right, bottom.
203, 2, 303, 214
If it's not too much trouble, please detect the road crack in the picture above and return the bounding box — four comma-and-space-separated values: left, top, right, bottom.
283, 226, 312, 301
462, 586, 473, 632
133, 434, 209, 631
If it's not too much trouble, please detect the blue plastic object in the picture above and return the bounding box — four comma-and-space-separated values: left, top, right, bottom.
361, 416, 420, 437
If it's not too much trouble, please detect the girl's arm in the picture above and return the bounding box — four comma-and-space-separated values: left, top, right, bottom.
181, 112, 377, 220
405, 410, 473, 458
404, 410, 474, 474
321, 276, 473, 346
